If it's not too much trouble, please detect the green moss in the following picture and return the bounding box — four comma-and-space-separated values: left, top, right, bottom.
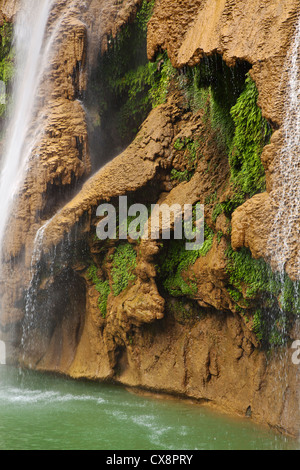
209, 74, 271, 218
111, 243, 137, 296
217, 231, 223, 244
229, 74, 272, 197
170, 168, 192, 183
212, 191, 248, 223
177, 59, 271, 218
167, 298, 200, 324
171, 137, 202, 183
87, 265, 111, 318
212, 203, 224, 223
226, 246, 278, 301
0, 21, 14, 85
180, 56, 250, 150
157, 224, 214, 297
88, 0, 177, 156
135, 0, 156, 30
226, 246, 300, 347
0, 20, 14, 124
192, 75, 271, 222
205, 192, 217, 205
252, 310, 264, 342
148, 53, 177, 107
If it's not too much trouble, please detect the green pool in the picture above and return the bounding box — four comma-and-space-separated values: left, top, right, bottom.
0, 366, 298, 450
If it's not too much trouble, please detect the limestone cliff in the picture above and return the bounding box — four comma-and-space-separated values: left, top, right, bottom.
0, 0, 299, 438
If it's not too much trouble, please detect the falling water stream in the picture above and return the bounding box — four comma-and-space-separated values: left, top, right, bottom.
269, 15, 300, 282
265, 15, 300, 391
0, 0, 55, 364
0, 0, 54, 248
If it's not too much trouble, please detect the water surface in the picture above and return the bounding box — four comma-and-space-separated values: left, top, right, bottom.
0, 366, 298, 450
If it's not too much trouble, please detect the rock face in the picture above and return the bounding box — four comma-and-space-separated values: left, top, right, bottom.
148, 0, 300, 281
0, 0, 19, 21
0, 0, 91, 333
0, 0, 300, 438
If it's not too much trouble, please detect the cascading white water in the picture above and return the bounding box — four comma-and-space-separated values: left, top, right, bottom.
21, 217, 56, 363
264, 16, 300, 431
269, 17, 300, 281
0, 0, 54, 364
0, 0, 54, 249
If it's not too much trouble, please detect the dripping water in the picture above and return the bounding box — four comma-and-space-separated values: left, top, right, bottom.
0, 0, 88, 365
21, 218, 56, 366
0, 0, 54, 247
267, 16, 300, 326
269, 17, 300, 280
265, 15, 300, 431
0, 0, 54, 364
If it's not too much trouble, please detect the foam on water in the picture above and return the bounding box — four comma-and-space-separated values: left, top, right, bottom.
0, 385, 106, 406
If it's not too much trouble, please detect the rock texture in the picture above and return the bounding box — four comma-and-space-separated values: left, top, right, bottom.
0, 0, 19, 22
0, 0, 91, 333
0, 0, 300, 439
148, 0, 300, 281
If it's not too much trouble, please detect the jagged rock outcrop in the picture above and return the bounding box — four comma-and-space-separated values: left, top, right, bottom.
0, 0, 19, 21
148, 0, 300, 281
0, 0, 300, 438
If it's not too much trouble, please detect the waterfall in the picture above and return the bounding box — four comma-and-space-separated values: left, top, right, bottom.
269, 17, 300, 281
0, 0, 54, 248
264, 16, 300, 429
0, 0, 54, 363
21, 217, 56, 365
264, 16, 300, 349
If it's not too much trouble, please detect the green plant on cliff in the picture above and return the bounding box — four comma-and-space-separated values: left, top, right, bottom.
148, 53, 177, 107
157, 223, 214, 297
229, 74, 272, 197
226, 246, 279, 302
211, 190, 247, 223
87, 265, 111, 318
181, 56, 251, 149
89, 0, 175, 153
209, 73, 271, 212
225, 246, 300, 346
0, 21, 14, 122
0, 21, 13, 81
179, 58, 271, 218
171, 137, 202, 183
200, 74, 272, 223
112, 51, 176, 129
252, 310, 264, 342
167, 298, 200, 324
136, 0, 156, 30
111, 243, 137, 296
